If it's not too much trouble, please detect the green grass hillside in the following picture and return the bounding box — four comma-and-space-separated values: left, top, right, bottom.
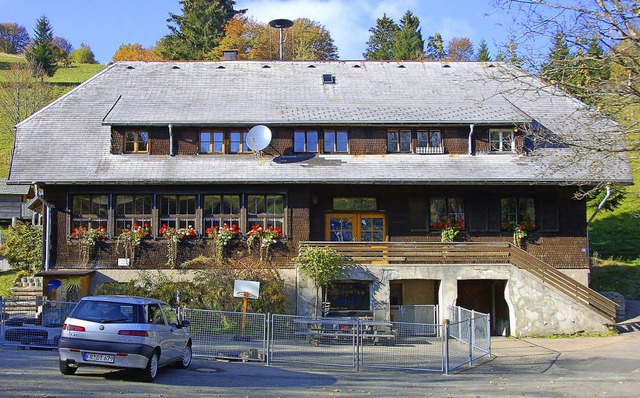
0, 53, 105, 178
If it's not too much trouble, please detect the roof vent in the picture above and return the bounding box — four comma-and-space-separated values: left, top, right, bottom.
352, 65, 361, 68
442, 64, 451, 68
322, 74, 336, 84
172, 65, 180, 69
487, 63, 495, 68
262, 65, 271, 69
126, 65, 134, 69
217, 65, 226, 69
308, 65, 316, 68
398, 64, 406, 69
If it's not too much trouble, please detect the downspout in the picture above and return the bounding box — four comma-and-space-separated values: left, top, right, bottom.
34, 183, 52, 271
168, 124, 175, 156
586, 185, 611, 269
468, 123, 475, 155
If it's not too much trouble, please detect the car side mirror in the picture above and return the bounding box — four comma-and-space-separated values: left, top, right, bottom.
180, 320, 190, 328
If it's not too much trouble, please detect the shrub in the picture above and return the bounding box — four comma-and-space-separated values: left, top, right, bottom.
0, 222, 43, 273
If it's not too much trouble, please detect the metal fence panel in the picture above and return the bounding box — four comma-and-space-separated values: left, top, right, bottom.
182, 308, 266, 362
390, 305, 438, 324
360, 320, 444, 372
1, 298, 76, 349
270, 315, 358, 368
446, 305, 492, 372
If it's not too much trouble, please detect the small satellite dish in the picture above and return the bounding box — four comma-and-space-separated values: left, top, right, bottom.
247, 125, 272, 152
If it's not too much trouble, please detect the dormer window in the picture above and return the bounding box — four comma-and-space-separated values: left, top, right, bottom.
124, 131, 149, 153
200, 131, 224, 153
387, 129, 411, 153
417, 130, 443, 154
294, 130, 319, 153
490, 129, 515, 152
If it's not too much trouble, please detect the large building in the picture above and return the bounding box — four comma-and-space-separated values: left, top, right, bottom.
9, 60, 632, 336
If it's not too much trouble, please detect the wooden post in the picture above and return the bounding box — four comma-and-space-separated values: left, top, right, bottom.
242, 291, 249, 335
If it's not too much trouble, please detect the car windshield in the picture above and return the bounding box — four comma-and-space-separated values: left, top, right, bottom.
70, 300, 139, 323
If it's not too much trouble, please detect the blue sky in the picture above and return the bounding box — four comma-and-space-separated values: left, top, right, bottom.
2, 0, 512, 63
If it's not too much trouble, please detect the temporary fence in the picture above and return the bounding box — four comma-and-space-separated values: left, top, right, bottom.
446, 305, 491, 372
1, 298, 491, 374
180, 308, 267, 362
0, 297, 76, 349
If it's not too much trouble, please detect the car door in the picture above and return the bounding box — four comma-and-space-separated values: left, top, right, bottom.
161, 303, 187, 361
147, 303, 176, 365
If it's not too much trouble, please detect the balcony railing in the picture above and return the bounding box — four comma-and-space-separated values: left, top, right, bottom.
298, 241, 617, 322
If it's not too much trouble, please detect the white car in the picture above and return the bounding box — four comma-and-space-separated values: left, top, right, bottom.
58, 295, 192, 382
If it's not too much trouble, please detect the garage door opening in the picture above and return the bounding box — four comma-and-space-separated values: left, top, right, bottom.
390, 279, 440, 324
456, 280, 510, 336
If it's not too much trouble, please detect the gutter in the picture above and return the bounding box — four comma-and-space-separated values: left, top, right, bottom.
586, 185, 611, 269
169, 124, 175, 156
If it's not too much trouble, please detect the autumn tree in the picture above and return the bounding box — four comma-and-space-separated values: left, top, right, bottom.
363, 14, 398, 60
492, 0, 638, 195
425, 32, 446, 60
68, 43, 97, 64
113, 43, 163, 61
24, 15, 58, 77
476, 39, 491, 61
392, 11, 424, 60
446, 37, 474, 61
53, 37, 73, 57
159, 0, 245, 60
0, 23, 30, 54
210, 16, 338, 61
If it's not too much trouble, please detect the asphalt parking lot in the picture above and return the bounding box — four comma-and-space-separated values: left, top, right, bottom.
1, 330, 639, 398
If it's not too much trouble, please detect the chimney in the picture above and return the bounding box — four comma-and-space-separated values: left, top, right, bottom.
223, 50, 238, 61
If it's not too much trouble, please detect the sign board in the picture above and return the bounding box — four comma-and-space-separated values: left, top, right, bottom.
117, 258, 130, 267
234, 280, 260, 299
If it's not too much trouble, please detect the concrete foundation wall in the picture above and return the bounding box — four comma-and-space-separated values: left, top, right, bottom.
88, 264, 608, 337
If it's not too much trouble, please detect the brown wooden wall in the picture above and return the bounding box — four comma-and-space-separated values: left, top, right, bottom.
110, 124, 525, 156
45, 183, 588, 271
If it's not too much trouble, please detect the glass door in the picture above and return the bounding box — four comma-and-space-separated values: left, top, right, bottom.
326, 213, 386, 242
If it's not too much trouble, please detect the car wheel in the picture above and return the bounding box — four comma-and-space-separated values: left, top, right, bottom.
176, 344, 192, 369
59, 360, 77, 375
140, 351, 159, 382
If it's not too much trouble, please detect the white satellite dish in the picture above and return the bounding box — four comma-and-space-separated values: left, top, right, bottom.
247, 125, 272, 152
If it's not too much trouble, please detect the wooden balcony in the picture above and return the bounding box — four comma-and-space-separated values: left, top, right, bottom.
298, 241, 617, 322
298, 241, 511, 265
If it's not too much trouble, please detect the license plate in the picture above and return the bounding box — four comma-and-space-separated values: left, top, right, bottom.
83, 353, 115, 363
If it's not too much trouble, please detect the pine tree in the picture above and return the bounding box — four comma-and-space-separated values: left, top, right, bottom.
392, 11, 424, 60
24, 15, 58, 78
476, 39, 491, 61
503, 36, 523, 67
363, 14, 398, 60
425, 33, 446, 60
159, 0, 245, 60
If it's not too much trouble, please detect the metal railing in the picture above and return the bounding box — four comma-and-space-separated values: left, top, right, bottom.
446, 305, 491, 372
2, 299, 488, 374
0, 298, 76, 349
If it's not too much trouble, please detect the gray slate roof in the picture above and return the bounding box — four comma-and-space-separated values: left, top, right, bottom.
9, 61, 632, 185
0, 179, 30, 195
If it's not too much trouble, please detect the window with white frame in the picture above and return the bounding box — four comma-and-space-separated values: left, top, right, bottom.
294, 130, 319, 153
417, 130, 443, 154
500, 197, 535, 230
429, 197, 465, 228
490, 130, 514, 152
324, 130, 348, 153
387, 129, 412, 153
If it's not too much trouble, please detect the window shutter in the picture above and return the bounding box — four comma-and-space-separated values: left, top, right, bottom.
409, 197, 427, 231
487, 197, 501, 231
467, 196, 488, 231
539, 196, 559, 232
